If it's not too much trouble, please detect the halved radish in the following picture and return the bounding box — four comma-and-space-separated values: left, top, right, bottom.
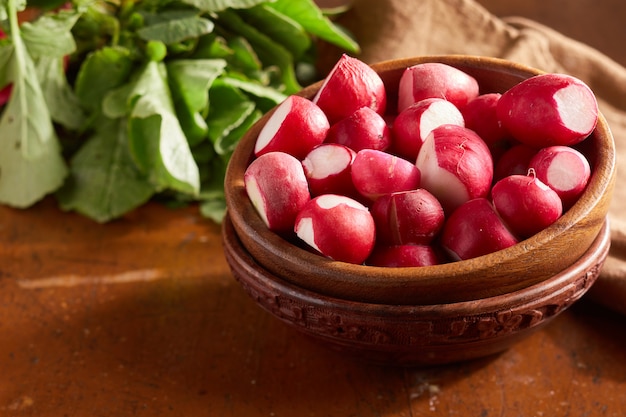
496, 73, 598, 147
254, 95, 329, 159
312, 54, 387, 124
302, 143, 358, 198
244, 152, 311, 235
397, 62, 479, 112
294, 194, 376, 264
391, 98, 465, 161
528, 145, 591, 209
415, 124, 493, 213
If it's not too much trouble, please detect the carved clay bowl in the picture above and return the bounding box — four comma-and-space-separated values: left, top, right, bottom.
224, 55, 616, 306
223, 214, 610, 366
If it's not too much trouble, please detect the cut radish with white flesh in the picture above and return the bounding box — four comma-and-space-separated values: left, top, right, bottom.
244, 152, 311, 235
441, 198, 519, 261
491, 173, 563, 238
529, 145, 591, 209
493, 144, 537, 182
496, 73, 598, 147
312, 54, 387, 124
371, 189, 444, 245
391, 98, 465, 161
351, 149, 421, 201
397, 63, 479, 112
461, 93, 509, 151
302, 143, 358, 197
366, 244, 441, 267
325, 106, 391, 152
254, 95, 329, 159
415, 124, 493, 213
294, 194, 376, 264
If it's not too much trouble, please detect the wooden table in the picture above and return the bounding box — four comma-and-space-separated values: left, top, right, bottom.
1, 199, 625, 416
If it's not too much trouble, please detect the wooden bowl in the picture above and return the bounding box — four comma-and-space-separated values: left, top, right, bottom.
224, 55, 616, 305
223, 214, 610, 366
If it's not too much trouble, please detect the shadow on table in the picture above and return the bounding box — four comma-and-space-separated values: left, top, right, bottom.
0, 268, 498, 416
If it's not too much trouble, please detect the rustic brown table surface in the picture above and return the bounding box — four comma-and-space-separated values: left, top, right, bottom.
1, 199, 625, 416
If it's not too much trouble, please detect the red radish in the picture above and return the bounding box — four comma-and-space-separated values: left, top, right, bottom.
491, 172, 563, 238
415, 124, 493, 213
441, 198, 519, 261
294, 194, 376, 264
244, 152, 311, 235
312, 54, 387, 124
397, 62, 479, 112
493, 143, 537, 182
461, 93, 510, 153
391, 98, 465, 161
254, 95, 329, 159
302, 143, 358, 197
496, 73, 598, 147
351, 149, 421, 201
371, 189, 444, 245
529, 145, 591, 209
0, 84, 12, 106
325, 106, 391, 152
366, 244, 441, 267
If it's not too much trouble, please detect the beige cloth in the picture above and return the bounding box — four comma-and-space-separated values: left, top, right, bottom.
322, 0, 626, 314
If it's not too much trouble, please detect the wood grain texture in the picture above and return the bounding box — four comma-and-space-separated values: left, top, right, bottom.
0, 200, 625, 416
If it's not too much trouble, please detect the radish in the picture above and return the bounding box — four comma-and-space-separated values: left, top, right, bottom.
528, 145, 591, 209
254, 95, 329, 159
491, 172, 563, 238
351, 149, 421, 201
496, 73, 598, 147
244, 152, 311, 235
325, 106, 391, 152
294, 194, 376, 264
461, 93, 510, 155
366, 244, 441, 267
371, 189, 444, 245
493, 143, 537, 182
312, 54, 387, 124
302, 143, 358, 198
391, 98, 465, 161
415, 124, 493, 213
397, 62, 479, 112
441, 198, 519, 261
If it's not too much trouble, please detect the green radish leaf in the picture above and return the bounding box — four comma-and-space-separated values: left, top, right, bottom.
127, 61, 200, 195
268, 0, 359, 54
56, 117, 156, 223
214, 106, 261, 155
206, 80, 256, 153
167, 58, 227, 146
180, 0, 269, 13
36, 55, 87, 130
137, 13, 214, 45
74, 46, 134, 114
19, 8, 80, 59
216, 9, 301, 93
1, 35, 56, 160
240, 4, 311, 59
220, 74, 286, 105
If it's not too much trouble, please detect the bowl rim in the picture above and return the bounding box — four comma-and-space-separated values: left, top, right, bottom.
222, 213, 610, 313
224, 55, 616, 305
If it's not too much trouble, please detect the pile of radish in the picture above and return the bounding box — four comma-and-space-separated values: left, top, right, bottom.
243, 55, 598, 266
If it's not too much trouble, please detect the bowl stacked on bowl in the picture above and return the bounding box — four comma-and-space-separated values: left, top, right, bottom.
222, 55, 615, 366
